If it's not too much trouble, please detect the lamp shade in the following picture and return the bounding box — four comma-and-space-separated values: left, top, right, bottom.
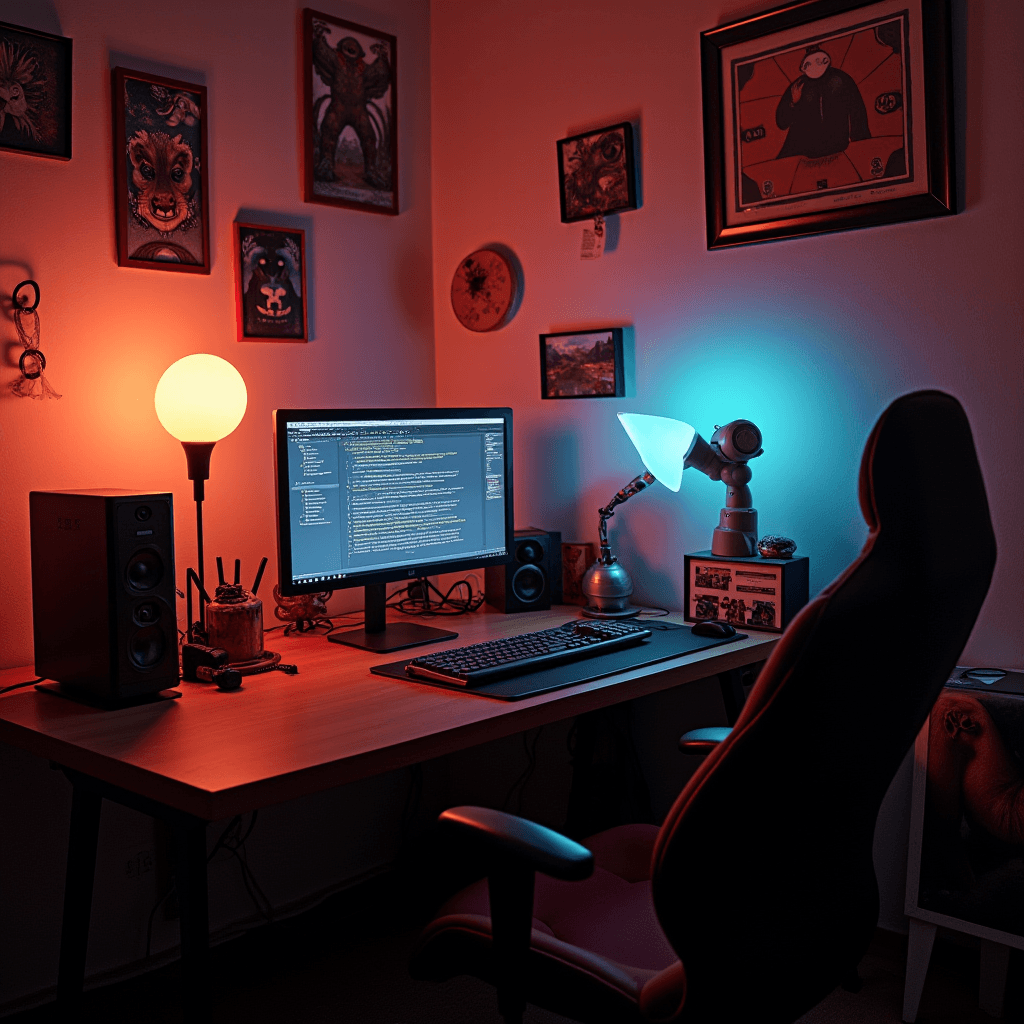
617, 413, 697, 492
155, 354, 248, 443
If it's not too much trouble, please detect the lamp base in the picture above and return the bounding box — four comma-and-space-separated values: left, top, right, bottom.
712, 507, 758, 557
581, 604, 642, 619
581, 559, 639, 617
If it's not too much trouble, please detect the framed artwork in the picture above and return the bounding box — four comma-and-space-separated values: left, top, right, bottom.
0, 21, 72, 160
302, 8, 397, 215
234, 223, 308, 343
906, 670, 1024, 949
556, 122, 637, 223
540, 328, 624, 400
112, 68, 210, 273
700, 0, 954, 248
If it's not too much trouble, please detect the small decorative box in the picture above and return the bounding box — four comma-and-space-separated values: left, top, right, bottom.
683, 550, 809, 633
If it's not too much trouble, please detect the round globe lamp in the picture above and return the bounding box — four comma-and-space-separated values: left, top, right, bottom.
155, 354, 247, 596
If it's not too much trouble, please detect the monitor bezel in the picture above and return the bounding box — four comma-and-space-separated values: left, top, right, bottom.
273, 406, 515, 598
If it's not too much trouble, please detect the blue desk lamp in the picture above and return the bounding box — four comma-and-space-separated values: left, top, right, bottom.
582, 413, 764, 617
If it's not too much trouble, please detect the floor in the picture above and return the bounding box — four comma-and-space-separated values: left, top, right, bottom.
5, 885, 1021, 1024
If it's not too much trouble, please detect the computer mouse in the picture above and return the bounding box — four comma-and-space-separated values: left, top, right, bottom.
691, 620, 737, 639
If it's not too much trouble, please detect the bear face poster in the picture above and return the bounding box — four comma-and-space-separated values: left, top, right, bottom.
112, 68, 210, 273
234, 224, 308, 342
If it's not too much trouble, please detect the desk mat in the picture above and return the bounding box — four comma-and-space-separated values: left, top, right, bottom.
370, 622, 746, 701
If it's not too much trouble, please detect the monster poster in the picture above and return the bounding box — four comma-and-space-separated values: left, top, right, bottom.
303, 9, 397, 215
112, 68, 209, 273
234, 223, 308, 342
908, 671, 1024, 944
556, 123, 637, 223
702, 0, 954, 248
0, 21, 72, 160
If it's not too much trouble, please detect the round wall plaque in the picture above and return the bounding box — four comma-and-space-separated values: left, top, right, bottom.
450, 248, 518, 332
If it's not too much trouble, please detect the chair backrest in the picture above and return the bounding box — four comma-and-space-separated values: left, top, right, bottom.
650, 391, 996, 1023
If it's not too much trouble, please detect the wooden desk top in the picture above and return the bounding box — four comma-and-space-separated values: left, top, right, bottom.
0, 608, 778, 820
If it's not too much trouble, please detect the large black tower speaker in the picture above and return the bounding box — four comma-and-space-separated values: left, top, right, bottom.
485, 528, 562, 613
30, 490, 179, 702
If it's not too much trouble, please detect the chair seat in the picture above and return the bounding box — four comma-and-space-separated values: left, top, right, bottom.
411, 823, 678, 1021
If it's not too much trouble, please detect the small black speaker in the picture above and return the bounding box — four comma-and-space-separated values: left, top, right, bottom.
485, 528, 562, 613
30, 490, 179, 702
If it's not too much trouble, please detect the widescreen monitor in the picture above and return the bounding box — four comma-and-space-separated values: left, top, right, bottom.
273, 407, 514, 652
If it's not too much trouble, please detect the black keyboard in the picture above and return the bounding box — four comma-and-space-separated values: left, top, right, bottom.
404, 619, 653, 688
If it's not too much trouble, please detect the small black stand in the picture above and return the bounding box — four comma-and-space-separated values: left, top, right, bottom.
35, 682, 182, 709
328, 582, 457, 653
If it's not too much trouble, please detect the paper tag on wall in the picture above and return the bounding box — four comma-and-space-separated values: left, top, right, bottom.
581, 215, 605, 260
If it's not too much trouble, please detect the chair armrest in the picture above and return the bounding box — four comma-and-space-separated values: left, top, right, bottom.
439, 806, 594, 881
678, 726, 732, 754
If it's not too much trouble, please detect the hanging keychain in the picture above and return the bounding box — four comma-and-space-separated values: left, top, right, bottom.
10, 280, 61, 399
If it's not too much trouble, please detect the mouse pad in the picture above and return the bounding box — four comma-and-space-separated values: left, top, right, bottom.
370, 621, 746, 701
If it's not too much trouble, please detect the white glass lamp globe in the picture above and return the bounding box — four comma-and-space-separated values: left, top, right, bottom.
155, 354, 248, 443
617, 413, 697, 492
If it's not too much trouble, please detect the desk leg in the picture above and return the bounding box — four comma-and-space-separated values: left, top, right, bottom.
173, 820, 211, 1024
56, 784, 102, 1006
717, 668, 747, 725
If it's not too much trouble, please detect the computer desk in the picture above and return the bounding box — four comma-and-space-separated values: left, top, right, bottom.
0, 607, 778, 1022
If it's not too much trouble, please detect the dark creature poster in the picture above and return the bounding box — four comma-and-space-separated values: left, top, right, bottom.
730, 14, 911, 215
917, 686, 1024, 939
235, 224, 307, 342
304, 10, 396, 214
557, 123, 637, 223
0, 21, 71, 160
114, 69, 208, 271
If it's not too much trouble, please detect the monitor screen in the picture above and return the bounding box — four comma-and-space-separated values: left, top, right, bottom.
274, 408, 514, 598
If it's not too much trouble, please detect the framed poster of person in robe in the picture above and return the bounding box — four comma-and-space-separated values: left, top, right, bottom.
234, 223, 308, 342
302, 9, 397, 215
700, 0, 955, 249
112, 68, 210, 272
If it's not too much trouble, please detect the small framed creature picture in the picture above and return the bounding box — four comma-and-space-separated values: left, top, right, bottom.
234, 224, 308, 342
303, 8, 397, 215
556, 123, 637, 223
0, 21, 72, 160
112, 68, 210, 272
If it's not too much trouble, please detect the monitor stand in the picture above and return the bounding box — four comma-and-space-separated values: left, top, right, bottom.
327, 583, 458, 653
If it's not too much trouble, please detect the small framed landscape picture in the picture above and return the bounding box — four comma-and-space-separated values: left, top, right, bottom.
234, 223, 308, 342
303, 8, 397, 215
540, 328, 624, 400
0, 21, 72, 160
556, 122, 637, 223
112, 67, 210, 273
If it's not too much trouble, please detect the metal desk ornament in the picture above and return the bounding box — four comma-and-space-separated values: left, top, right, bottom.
10, 280, 61, 399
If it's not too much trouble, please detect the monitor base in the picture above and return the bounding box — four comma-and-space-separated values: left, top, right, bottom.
328, 622, 458, 653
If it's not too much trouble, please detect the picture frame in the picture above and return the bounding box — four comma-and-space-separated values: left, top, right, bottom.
540, 328, 624, 400
112, 67, 210, 273
556, 122, 637, 223
905, 670, 1024, 950
700, 0, 955, 249
302, 8, 398, 215
234, 223, 308, 343
0, 21, 72, 160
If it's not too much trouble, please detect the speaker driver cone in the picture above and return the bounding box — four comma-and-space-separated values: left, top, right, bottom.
126, 549, 164, 591
511, 564, 545, 603
129, 626, 166, 668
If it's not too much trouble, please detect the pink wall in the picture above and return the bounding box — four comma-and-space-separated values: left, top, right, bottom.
0, 0, 435, 669
430, 0, 1023, 670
